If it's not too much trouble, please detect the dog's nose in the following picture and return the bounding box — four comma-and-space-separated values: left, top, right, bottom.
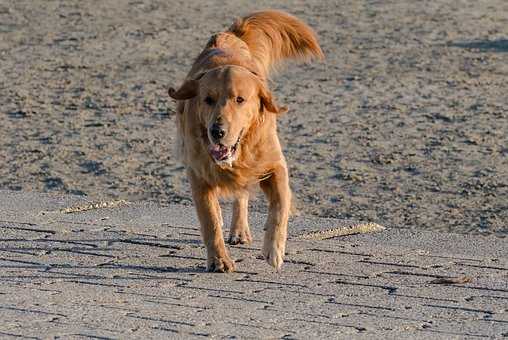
210, 123, 226, 140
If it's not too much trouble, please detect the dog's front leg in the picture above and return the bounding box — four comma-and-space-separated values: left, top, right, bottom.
228, 192, 252, 245
260, 163, 291, 270
188, 169, 235, 273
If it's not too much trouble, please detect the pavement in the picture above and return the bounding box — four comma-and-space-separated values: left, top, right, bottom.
0, 190, 506, 339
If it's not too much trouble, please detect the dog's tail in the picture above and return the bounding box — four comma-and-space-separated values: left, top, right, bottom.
228, 10, 324, 77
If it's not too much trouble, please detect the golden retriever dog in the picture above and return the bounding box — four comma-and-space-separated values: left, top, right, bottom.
168, 10, 323, 272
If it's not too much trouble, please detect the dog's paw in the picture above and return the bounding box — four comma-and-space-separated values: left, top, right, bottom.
262, 238, 285, 271
227, 229, 252, 245
207, 255, 236, 273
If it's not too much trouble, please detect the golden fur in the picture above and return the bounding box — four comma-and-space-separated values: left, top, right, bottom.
169, 10, 323, 272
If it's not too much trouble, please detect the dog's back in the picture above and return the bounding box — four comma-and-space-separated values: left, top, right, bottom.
188, 10, 324, 80
228, 10, 324, 77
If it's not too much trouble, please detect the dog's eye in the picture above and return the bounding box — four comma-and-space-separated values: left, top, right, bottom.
204, 96, 215, 105
236, 96, 245, 104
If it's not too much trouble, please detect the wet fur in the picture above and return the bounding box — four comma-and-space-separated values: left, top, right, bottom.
169, 10, 323, 272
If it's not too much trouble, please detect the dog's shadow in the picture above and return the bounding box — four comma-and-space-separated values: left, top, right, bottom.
0, 232, 211, 283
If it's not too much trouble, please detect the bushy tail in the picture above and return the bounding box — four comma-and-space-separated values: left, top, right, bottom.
228, 10, 324, 77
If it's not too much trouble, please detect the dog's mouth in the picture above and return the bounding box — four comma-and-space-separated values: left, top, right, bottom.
208, 130, 243, 165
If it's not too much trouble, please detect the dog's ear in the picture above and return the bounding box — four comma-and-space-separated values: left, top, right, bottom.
258, 83, 288, 115
168, 79, 199, 100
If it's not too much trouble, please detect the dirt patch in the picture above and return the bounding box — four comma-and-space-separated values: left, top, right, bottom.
0, 1, 506, 235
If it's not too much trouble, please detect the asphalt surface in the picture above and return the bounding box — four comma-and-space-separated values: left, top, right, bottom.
0, 190, 506, 339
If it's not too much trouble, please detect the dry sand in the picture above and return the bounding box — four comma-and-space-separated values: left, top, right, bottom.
0, 0, 506, 235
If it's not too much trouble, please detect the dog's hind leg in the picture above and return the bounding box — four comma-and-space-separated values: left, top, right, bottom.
260, 162, 291, 270
188, 169, 235, 273
228, 192, 252, 245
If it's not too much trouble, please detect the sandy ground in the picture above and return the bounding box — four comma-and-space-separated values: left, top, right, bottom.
0, 0, 506, 235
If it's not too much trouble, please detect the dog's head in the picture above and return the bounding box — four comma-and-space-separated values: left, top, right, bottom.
169, 65, 287, 166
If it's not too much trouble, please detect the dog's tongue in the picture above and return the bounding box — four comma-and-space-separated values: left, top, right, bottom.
209, 144, 229, 161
